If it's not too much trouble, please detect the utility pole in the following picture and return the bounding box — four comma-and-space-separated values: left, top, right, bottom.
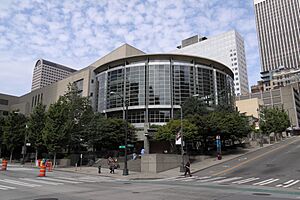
180, 105, 185, 172
123, 100, 129, 176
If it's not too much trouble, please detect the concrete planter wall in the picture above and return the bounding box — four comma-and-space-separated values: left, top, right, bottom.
141, 154, 188, 173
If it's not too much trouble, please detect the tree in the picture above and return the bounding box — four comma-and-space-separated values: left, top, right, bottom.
2, 111, 27, 162
0, 116, 4, 157
181, 97, 210, 118
155, 119, 198, 152
97, 118, 136, 150
259, 107, 290, 138
63, 83, 94, 153
43, 98, 69, 165
27, 104, 46, 162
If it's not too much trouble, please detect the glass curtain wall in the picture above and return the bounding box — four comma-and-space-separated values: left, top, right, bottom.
195, 66, 215, 105
148, 64, 171, 105
172, 64, 195, 105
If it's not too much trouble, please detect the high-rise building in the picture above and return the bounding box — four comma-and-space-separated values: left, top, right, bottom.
173, 30, 249, 96
254, 0, 300, 74
31, 59, 77, 91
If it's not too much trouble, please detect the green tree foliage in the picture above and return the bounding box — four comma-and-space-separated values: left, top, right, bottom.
0, 116, 4, 157
155, 119, 198, 152
27, 104, 46, 159
2, 111, 27, 162
181, 97, 210, 118
259, 107, 290, 135
63, 83, 94, 152
98, 118, 136, 150
43, 98, 69, 159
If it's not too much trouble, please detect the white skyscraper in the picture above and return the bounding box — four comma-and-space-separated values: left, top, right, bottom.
173, 30, 249, 96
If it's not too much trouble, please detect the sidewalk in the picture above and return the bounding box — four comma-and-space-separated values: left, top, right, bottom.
45, 137, 298, 180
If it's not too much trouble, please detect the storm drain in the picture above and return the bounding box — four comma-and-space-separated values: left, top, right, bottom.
252, 193, 271, 196
34, 198, 58, 200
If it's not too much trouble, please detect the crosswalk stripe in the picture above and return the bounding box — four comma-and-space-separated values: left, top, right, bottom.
253, 178, 279, 186
283, 180, 300, 188
0, 184, 16, 190
213, 177, 243, 183
0, 179, 41, 187
181, 177, 198, 182
276, 180, 294, 187
197, 177, 226, 183
195, 176, 211, 180
233, 177, 260, 184
20, 178, 63, 185
38, 177, 82, 184
56, 177, 97, 183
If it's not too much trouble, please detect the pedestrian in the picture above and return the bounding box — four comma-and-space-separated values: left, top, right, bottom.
140, 148, 145, 156
107, 156, 115, 174
184, 161, 192, 177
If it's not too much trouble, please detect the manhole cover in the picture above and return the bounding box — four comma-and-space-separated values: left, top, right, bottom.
252, 193, 271, 196
123, 182, 132, 185
266, 164, 274, 167
132, 192, 140, 194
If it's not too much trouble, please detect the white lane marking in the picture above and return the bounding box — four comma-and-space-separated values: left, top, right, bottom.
38, 177, 82, 184
281, 180, 300, 188
63, 177, 97, 183
253, 178, 274, 186
197, 177, 226, 183
20, 178, 63, 185
195, 176, 211, 180
213, 177, 243, 183
254, 178, 279, 186
233, 177, 260, 184
0, 179, 41, 187
7, 168, 33, 171
57, 177, 97, 183
181, 176, 198, 182
0, 184, 16, 190
276, 180, 294, 187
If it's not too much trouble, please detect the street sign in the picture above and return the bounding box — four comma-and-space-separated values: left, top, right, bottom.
127, 144, 134, 147
119, 145, 126, 149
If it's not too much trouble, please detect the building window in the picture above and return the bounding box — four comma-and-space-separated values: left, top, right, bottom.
0, 99, 9, 105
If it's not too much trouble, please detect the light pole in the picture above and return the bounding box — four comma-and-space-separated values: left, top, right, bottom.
21, 124, 28, 165
179, 105, 185, 172
110, 91, 129, 176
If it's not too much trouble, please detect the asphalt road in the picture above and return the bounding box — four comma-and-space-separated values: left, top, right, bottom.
2, 137, 300, 200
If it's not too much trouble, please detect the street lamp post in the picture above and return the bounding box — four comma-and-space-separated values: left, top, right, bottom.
21, 125, 28, 165
179, 105, 185, 172
110, 91, 129, 176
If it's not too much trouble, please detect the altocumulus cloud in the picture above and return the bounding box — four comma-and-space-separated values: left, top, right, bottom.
0, 0, 260, 96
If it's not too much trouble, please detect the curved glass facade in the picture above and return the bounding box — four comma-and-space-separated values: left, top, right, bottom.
95, 55, 234, 125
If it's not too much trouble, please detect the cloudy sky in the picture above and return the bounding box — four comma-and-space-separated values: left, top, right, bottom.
0, 0, 260, 96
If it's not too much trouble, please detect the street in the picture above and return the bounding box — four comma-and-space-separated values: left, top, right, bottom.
2, 137, 300, 200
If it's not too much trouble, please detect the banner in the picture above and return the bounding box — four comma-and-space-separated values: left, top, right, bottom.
175, 131, 181, 145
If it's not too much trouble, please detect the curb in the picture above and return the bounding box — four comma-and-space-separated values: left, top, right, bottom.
191, 136, 297, 175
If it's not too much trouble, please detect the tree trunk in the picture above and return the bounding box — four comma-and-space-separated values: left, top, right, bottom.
0, 147, 1, 158
53, 152, 57, 168
9, 150, 13, 163
35, 148, 38, 164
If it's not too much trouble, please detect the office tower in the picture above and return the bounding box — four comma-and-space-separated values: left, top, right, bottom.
173, 30, 249, 96
31, 59, 76, 91
254, 0, 300, 74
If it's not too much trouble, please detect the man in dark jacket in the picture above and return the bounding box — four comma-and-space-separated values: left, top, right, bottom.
184, 161, 192, 177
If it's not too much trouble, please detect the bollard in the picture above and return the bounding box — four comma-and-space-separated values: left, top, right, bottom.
38, 165, 46, 177
1, 160, 8, 171
98, 165, 101, 174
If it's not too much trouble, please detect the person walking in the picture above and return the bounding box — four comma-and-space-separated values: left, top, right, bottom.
184, 161, 192, 177
107, 156, 115, 174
